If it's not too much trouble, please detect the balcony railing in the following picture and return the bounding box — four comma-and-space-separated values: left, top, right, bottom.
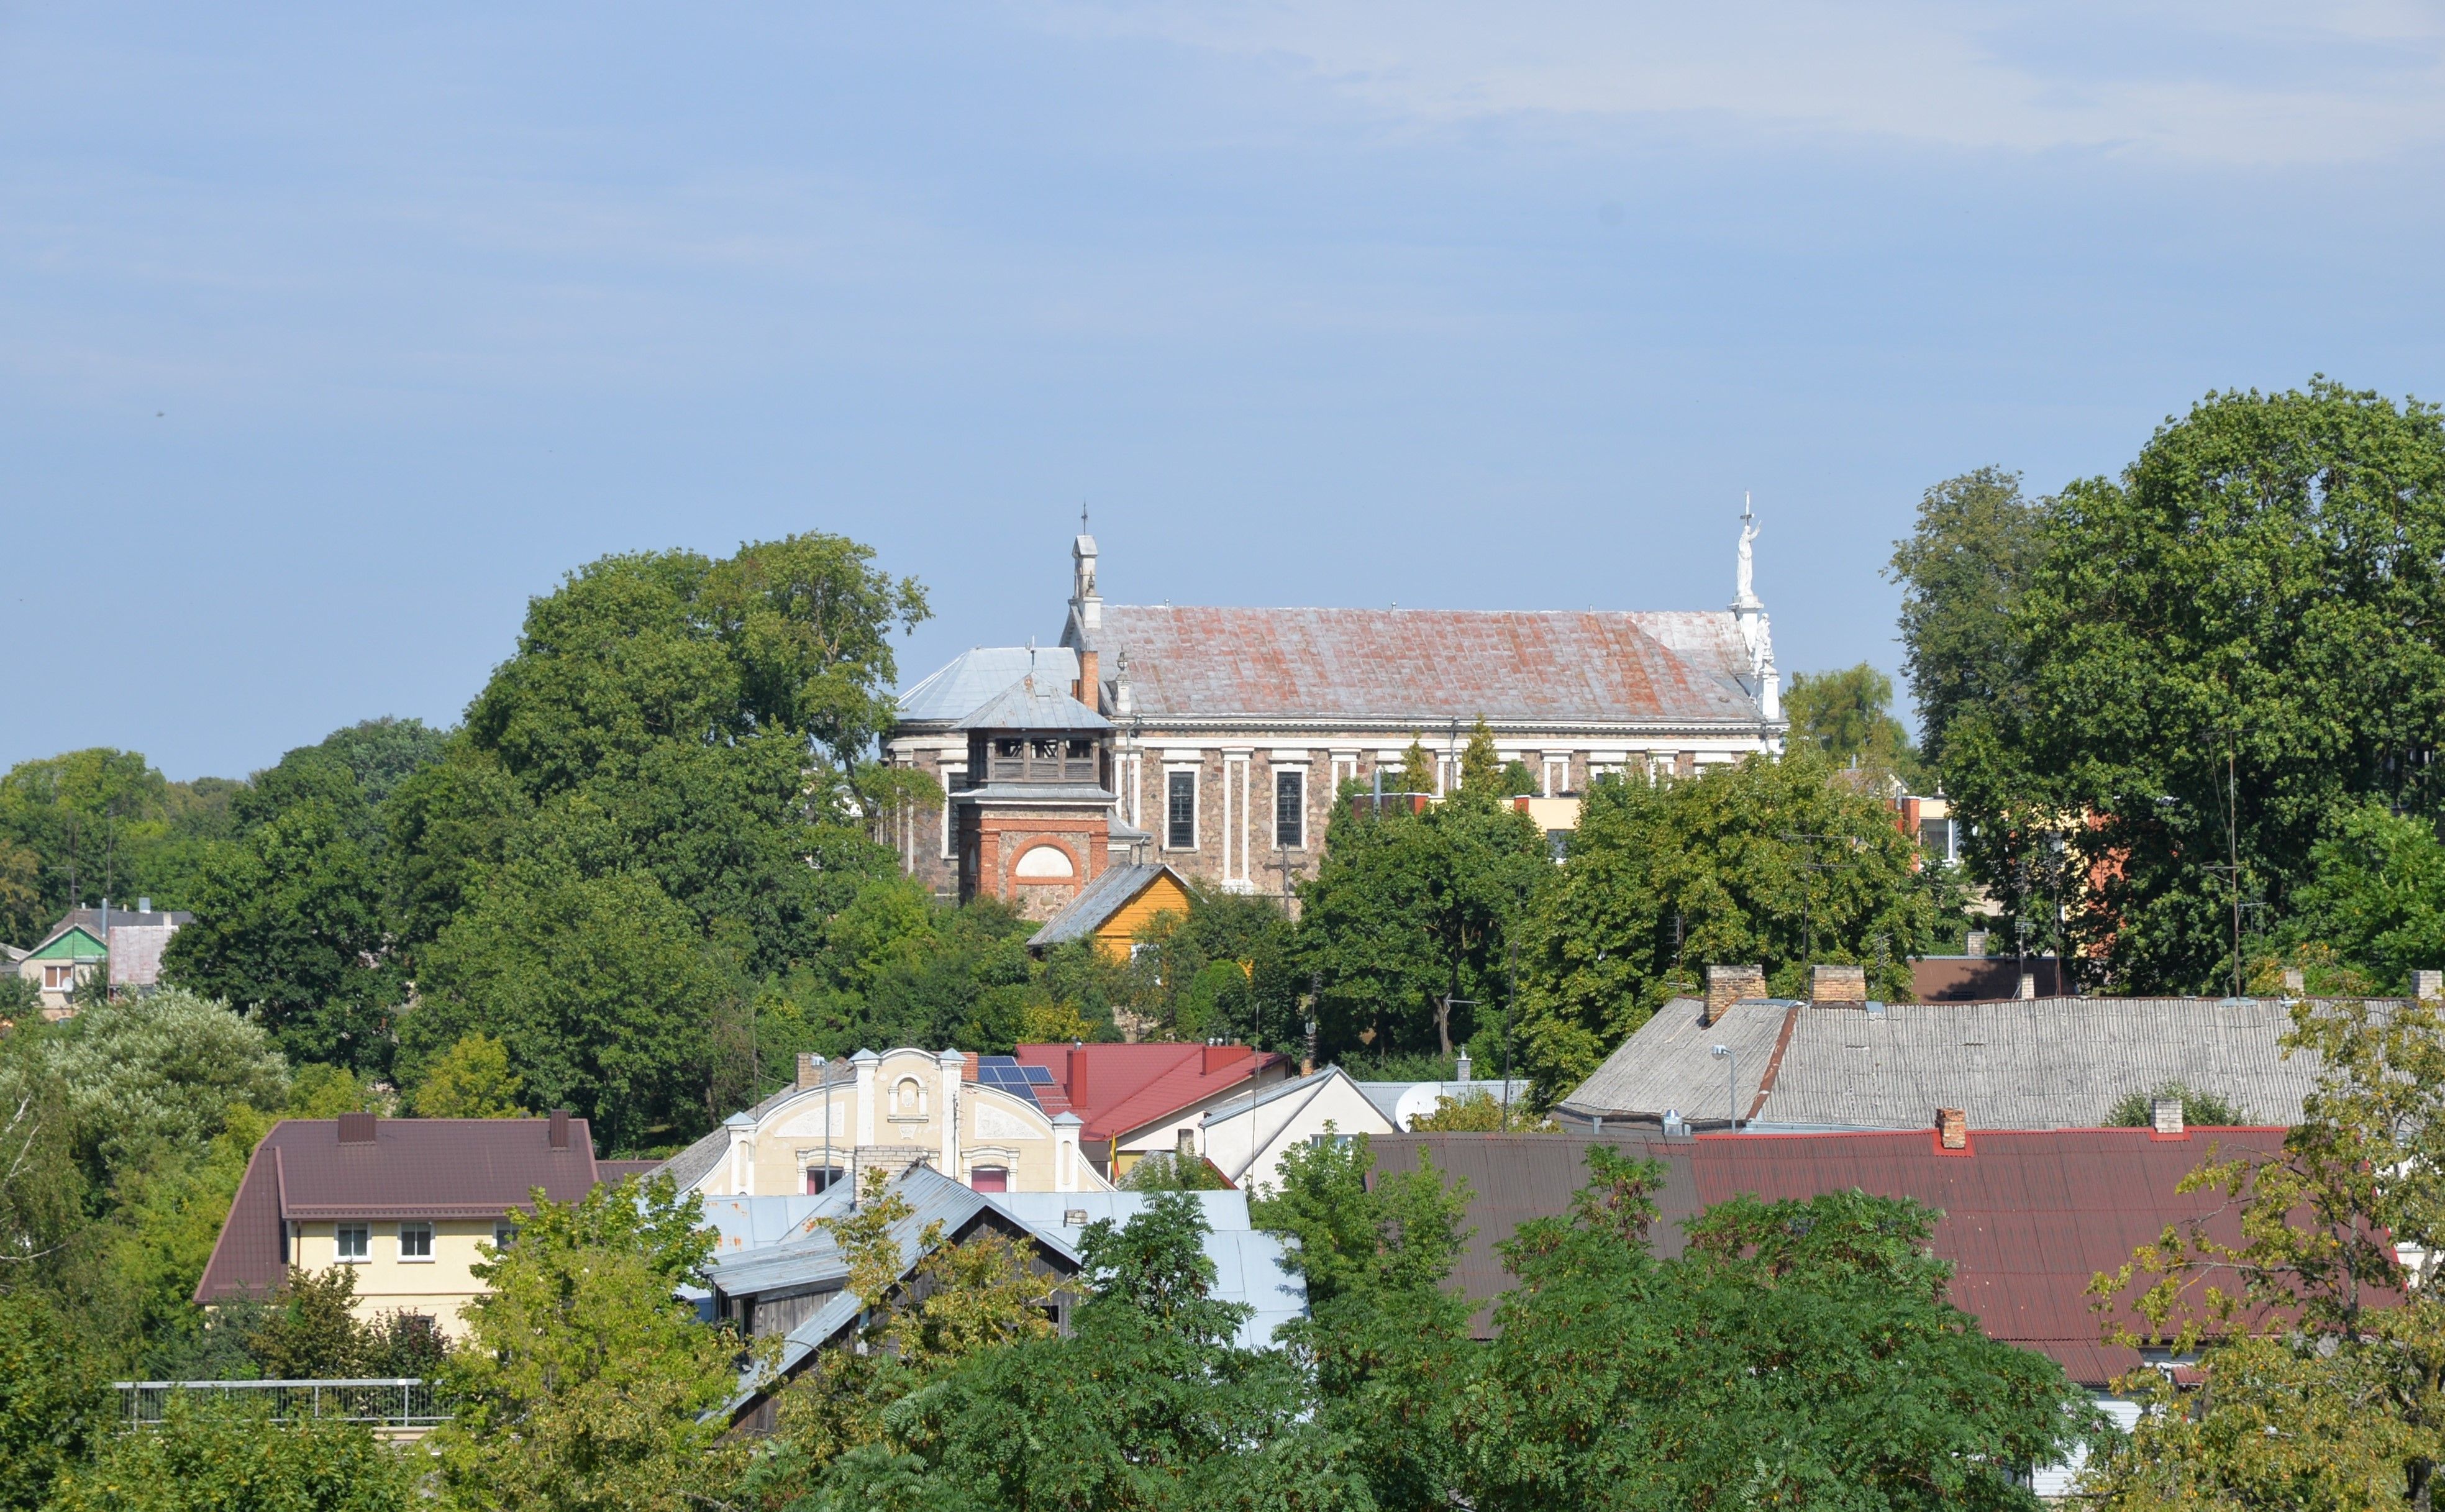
114, 1378, 447, 1430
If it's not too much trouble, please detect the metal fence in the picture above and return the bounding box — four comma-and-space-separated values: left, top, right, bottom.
114, 1378, 447, 1429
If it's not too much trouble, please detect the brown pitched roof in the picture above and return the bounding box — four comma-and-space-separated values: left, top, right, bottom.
1370, 1126, 2293, 1386
195, 1117, 601, 1301
1093, 606, 1769, 727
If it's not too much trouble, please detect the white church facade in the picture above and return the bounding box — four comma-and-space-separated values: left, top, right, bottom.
885, 521, 1788, 901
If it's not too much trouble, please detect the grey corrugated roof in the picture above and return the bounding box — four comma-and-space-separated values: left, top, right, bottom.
949, 781, 1118, 806
1093, 605, 1770, 726
1562, 995, 2337, 1130
896, 647, 1079, 725
955, 676, 1111, 733
1028, 863, 1188, 949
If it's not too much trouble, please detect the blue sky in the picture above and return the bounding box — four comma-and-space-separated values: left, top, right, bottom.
6, 3, 2444, 778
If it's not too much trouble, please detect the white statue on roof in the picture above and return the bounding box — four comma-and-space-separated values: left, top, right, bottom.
1734, 493, 1760, 608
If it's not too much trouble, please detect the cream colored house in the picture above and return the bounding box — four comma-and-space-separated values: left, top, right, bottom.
1195, 1067, 1397, 1195
195, 1111, 606, 1340
658, 1047, 1114, 1198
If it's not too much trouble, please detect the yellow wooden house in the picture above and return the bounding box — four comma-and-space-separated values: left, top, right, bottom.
1026, 862, 1195, 961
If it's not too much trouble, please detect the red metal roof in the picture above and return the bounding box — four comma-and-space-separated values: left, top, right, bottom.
1372, 1126, 2296, 1385
196, 1117, 603, 1301
1015, 1042, 1285, 1141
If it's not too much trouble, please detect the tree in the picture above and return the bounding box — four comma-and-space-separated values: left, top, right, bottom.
1459, 716, 1503, 794
1452, 1146, 2095, 1511
1407, 1091, 1555, 1132
35, 987, 288, 1183
244, 1265, 372, 1380
1116, 1152, 1231, 1190
1887, 468, 2047, 773
45, 1393, 414, 1512
812, 1192, 1376, 1512
1785, 663, 1923, 786
2103, 1083, 2246, 1129
163, 794, 401, 1073
1398, 736, 1437, 798
1512, 749, 1951, 1106
1298, 785, 1547, 1062
402, 863, 723, 1152
0, 1286, 109, 1511
409, 1033, 525, 1118
1253, 1132, 1475, 1508
431, 1175, 755, 1512
1934, 384, 2445, 993
2281, 798, 2445, 995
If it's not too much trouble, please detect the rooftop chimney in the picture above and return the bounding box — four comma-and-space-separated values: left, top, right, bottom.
1810, 964, 1867, 1004
2015, 973, 2036, 1000
1069, 1046, 1089, 1109
1174, 1127, 1197, 1160
137, 896, 152, 915
2282, 967, 2305, 996
1965, 930, 1989, 959
337, 1112, 376, 1145
797, 1052, 826, 1091
1455, 1050, 1472, 1086
2417, 970, 2443, 1004
1936, 1107, 1967, 1151
2152, 1097, 2187, 1138
1077, 649, 1100, 713
1703, 964, 1768, 1026
549, 1109, 571, 1150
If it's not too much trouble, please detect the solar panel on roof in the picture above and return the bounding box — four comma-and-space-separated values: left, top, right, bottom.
1022, 1067, 1054, 1084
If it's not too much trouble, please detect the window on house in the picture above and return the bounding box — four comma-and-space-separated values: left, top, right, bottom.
1166, 770, 1196, 849
336, 1224, 370, 1262
42, 964, 73, 991
398, 1222, 433, 1260
970, 1166, 1009, 1193
1274, 770, 1304, 849
806, 1165, 845, 1195
491, 1221, 518, 1252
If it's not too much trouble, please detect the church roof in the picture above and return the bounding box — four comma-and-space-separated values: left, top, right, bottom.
955, 675, 1111, 733
895, 647, 1080, 726
1093, 606, 1767, 727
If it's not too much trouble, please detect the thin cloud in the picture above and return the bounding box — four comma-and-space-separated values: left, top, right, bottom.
1022, 1, 2445, 165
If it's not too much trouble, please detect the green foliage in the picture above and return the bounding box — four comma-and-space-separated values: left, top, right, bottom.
1784, 663, 1923, 786
409, 1032, 526, 1118
1513, 749, 1950, 1106
1887, 468, 2047, 772
1455, 1147, 2095, 1511
243, 1267, 371, 1380
432, 1174, 755, 1512
0, 1286, 109, 1511
1127, 884, 1298, 1049
1397, 736, 1437, 798
1496, 760, 1538, 798
1406, 1090, 1554, 1132
0, 1041, 84, 1268
810, 1192, 1376, 1512
1116, 1152, 1231, 1190
1299, 784, 1547, 1061
2282, 798, 2445, 995
2085, 995, 2445, 1505
1923, 385, 2445, 993
35, 988, 287, 1183
45, 1393, 414, 1512
2103, 1082, 2248, 1129
1459, 716, 1503, 794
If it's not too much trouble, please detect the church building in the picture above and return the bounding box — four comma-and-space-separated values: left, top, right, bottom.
886, 522, 1787, 903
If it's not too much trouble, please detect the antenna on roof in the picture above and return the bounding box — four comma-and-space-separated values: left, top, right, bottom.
1080, 501, 1088, 529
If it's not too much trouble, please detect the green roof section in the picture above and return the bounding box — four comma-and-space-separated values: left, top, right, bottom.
28, 926, 106, 962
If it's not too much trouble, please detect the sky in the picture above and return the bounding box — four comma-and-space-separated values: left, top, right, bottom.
6, 2, 2444, 780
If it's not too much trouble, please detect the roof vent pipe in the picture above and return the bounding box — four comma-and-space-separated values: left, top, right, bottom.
549, 1109, 571, 1150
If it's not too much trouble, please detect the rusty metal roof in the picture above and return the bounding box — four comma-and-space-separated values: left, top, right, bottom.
1093, 605, 1767, 726
1370, 1126, 2291, 1384
196, 1117, 601, 1301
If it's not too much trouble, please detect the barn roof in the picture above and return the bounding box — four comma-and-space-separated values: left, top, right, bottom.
1090, 605, 1770, 727
1370, 1126, 2297, 1385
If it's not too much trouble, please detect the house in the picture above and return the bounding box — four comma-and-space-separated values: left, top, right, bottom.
886, 522, 1788, 897
1370, 1121, 2296, 1496
1013, 1041, 1296, 1179
1026, 861, 1195, 960
17, 899, 191, 1016
1554, 962, 2331, 1133
656, 1048, 1114, 1199
1195, 1065, 1396, 1192
704, 1164, 1307, 1431
194, 1111, 604, 1339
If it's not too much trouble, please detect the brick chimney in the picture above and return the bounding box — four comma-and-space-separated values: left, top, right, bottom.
1810, 964, 1867, 1004
549, 1109, 571, 1150
1068, 1045, 1089, 1109
797, 1052, 826, 1090
2152, 1097, 2187, 1137
337, 1112, 375, 1145
2282, 967, 2305, 996
2417, 970, 2443, 1004
1703, 964, 1768, 1026
1936, 1108, 1967, 1150
1076, 649, 1100, 712
1174, 1126, 1197, 1160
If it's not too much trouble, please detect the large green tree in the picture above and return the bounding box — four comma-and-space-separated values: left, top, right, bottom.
1454, 1147, 2095, 1511
0, 749, 238, 938
1887, 468, 2047, 775
45, 1394, 414, 1512
1512, 749, 1950, 1105
1298, 784, 1549, 1063
1784, 663, 1923, 786
1921, 384, 2445, 993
